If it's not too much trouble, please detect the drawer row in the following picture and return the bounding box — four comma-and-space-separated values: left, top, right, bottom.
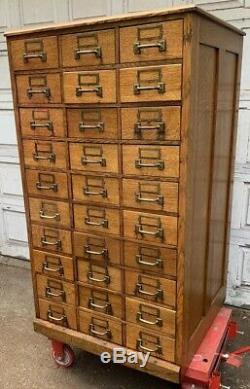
15, 65, 182, 105
11, 20, 183, 70
19, 106, 181, 141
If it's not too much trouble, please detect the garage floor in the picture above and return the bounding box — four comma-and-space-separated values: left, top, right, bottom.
0, 258, 249, 389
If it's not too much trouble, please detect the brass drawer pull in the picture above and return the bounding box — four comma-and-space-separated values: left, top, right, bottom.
135, 159, 164, 170
79, 122, 104, 132
41, 238, 62, 249
76, 85, 102, 97
27, 87, 51, 99
33, 153, 56, 162
84, 217, 108, 228
43, 263, 64, 275
134, 82, 165, 95
30, 121, 53, 131
134, 122, 165, 136
45, 287, 65, 300
135, 224, 164, 238
81, 157, 106, 166
136, 254, 162, 267
89, 324, 111, 338
135, 192, 164, 205
137, 338, 162, 353
47, 311, 66, 323
87, 271, 110, 284
136, 282, 163, 298
134, 39, 166, 54
136, 311, 162, 326
83, 187, 107, 198
36, 182, 58, 192
89, 298, 111, 311
84, 245, 108, 257
75, 47, 102, 59
23, 51, 47, 62
39, 210, 60, 221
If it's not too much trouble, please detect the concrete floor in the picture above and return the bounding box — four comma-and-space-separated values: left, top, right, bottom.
0, 258, 249, 389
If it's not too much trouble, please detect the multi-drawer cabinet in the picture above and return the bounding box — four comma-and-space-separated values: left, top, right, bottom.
5, 5, 243, 384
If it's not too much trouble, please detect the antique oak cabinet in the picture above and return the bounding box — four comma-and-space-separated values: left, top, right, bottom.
5, 5, 243, 384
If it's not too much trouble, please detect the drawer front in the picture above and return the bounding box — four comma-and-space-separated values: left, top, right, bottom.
39, 298, 77, 330
79, 309, 122, 344
29, 198, 70, 228
126, 297, 175, 336
120, 65, 181, 103
11, 36, 59, 70
123, 210, 177, 246
23, 140, 67, 170
61, 29, 116, 67
31, 224, 72, 254
36, 274, 75, 305
19, 108, 65, 138
70, 143, 119, 174
122, 145, 179, 178
72, 174, 120, 205
16, 73, 61, 104
79, 285, 122, 319
121, 106, 180, 141
33, 250, 74, 281
74, 205, 120, 235
73, 232, 121, 266
120, 20, 183, 63
125, 270, 176, 308
122, 179, 178, 213
123, 241, 176, 277
25, 169, 68, 200
126, 323, 175, 362
77, 260, 122, 292
63, 70, 116, 104
67, 108, 118, 139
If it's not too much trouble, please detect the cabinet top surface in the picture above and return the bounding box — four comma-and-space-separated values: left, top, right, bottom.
4, 4, 244, 37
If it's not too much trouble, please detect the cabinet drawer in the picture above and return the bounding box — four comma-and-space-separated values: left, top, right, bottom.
79, 285, 122, 319
61, 29, 116, 67
125, 270, 176, 308
19, 108, 65, 138
78, 260, 122, 292
72, 174, 120, 205
123, 241, 176, 277
126, 323, 175, 363
126, 297, 175, 336
122, 179, 178, 213
25, 169, 68, 200
39, 298, 77, 330
11, 36, 59, 71
74, 205, 120, 236
73, 231, 121, 266
16, 73, 61, 104
29, 198, 70, 228
63, 70, 116, 104
36, 274, 76, 305
70, 143, 119, 174
123, 210, 177, 246
79, 309, 122, 344
67, 108, 118, 139
120, 65, 181, 103
33, 250, 74, 281
120, 20, 183, 63
23, 140, 67, 170
121, 106, 180, 141
31, 224, 72, 255
122, 145, 179, 178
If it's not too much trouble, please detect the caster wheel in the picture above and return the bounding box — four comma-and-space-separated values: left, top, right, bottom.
52, 344, 75, 368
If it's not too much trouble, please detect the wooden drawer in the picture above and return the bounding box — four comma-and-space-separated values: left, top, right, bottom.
126, 297, 175, 337
79, 309, 122, 344
120, 20, 183, 63
123, 210, 177, 246
72, 174, 120, 206
77, 260, 122, 292
69, 143, 119, 174
11, 36, 59, 70
125, 270, 176, 308
74, 205, 120, 236
120, 65, 181, 103
121, 106, 180, 141
36, 274, 76, 305
73, 232, 121, 266
25, 169, 68, 200
33, 250, 74, 281
123, 241, 176, 277
79, 285, 122, 319
39, 298, 77, 330
122, 145, 179, 178
122, 178, 178, 213
23, 140, 67, 170
63, 70, 116, 104
31, 224, 72, 255
19, 108, 65, 138
67, 108, 118, 139
29, 198, 70, 228
16, 73, 61, 104
61, 29, 116, 67
126, 323, 175, 363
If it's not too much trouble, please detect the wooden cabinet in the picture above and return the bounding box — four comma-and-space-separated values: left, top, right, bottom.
6, 5, 243, 384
